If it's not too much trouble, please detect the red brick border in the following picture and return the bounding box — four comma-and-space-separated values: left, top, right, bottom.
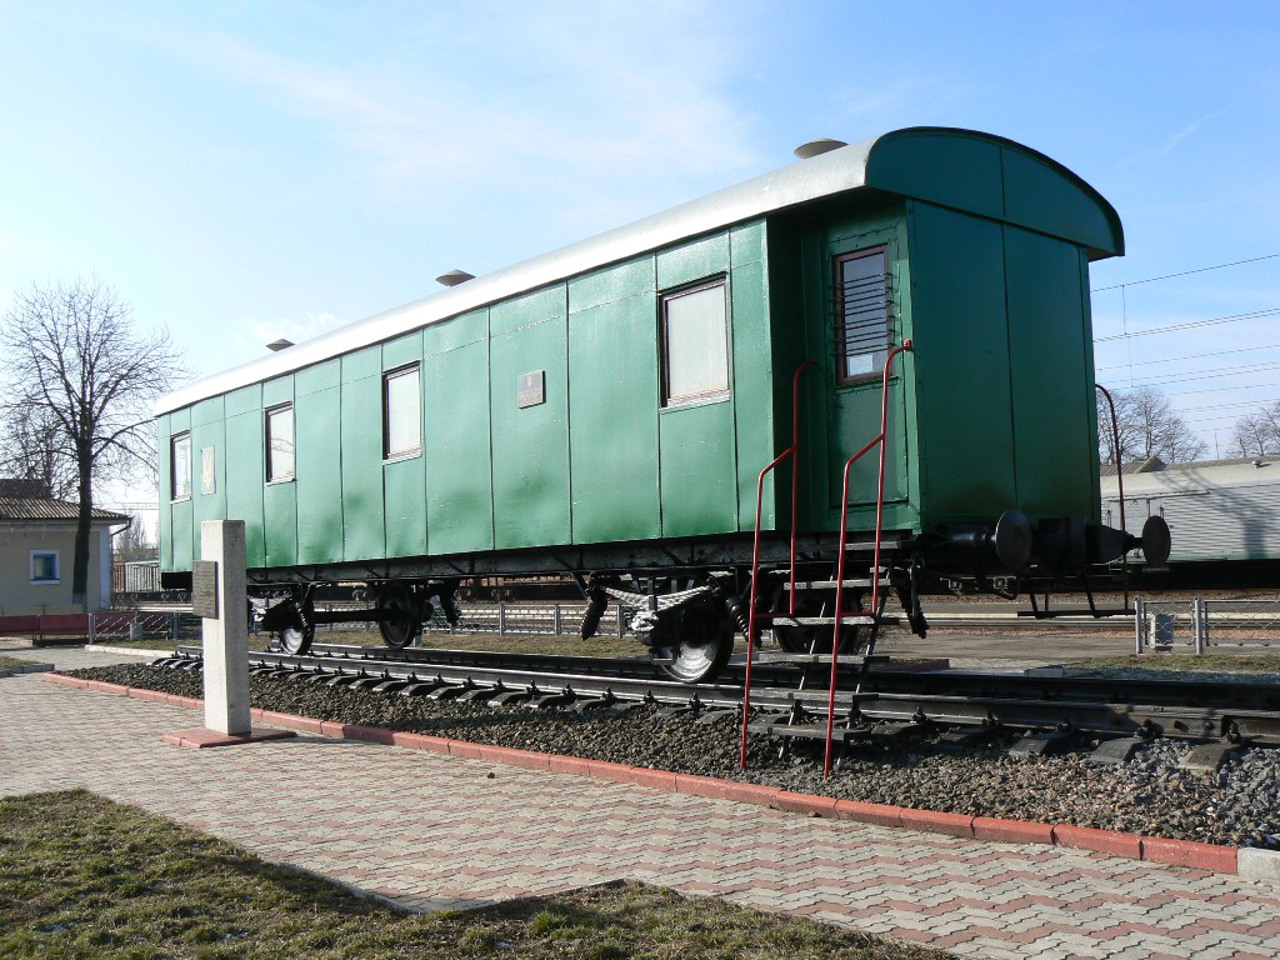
44, 671, 1245, 875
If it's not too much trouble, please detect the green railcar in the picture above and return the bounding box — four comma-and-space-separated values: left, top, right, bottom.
156, 127, 1166, 681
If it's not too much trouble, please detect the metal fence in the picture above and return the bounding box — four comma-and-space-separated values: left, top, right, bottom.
89, 601, 634, 646
1134, 597, 1280, 653
88, 610, 202, 645
416, 602, 631, 638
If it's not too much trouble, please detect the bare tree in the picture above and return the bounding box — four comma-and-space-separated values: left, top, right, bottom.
1230, 400, 1280, 458
0, 278, 186, 607
116, 512, 157, 560
1096, 384, 1207, 465
0, 400, 77, 499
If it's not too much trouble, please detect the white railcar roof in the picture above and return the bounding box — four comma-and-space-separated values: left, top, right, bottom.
158, 126, 1120, 415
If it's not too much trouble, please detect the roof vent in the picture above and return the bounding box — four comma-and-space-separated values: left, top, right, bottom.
266, 338, 295, 352
436, 269, 475, 287
794, 138, 847, 160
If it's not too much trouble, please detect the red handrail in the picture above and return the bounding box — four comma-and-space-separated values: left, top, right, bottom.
822, 340, 913, 778
1096, 383, 1129, 607
739, 359, 814, 770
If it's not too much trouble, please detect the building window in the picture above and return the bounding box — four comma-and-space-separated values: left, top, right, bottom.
30, 550, 59, 584
383, 364, 422, 459
265, 404, 295, 482
661, 278, 729, 407
171, 432, 192, 501
835, 247, 891, 383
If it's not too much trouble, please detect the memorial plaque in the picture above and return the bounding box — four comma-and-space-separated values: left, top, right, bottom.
517, 369, 545, 408
192, 560, 219, 619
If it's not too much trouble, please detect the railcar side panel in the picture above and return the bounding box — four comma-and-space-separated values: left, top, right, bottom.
339, 347, 386, 562
908, 202, 1018, 524
490, 286, 572, 550
261, 374, 298, 568
424, 309, 495, 555
166, 407, 193, 574
381, 333, 428, 558
157, 413, 173, 572
295, 360, 343, 565
1004, 227, 1098, 522
191, 397, 227, 534
656, 233, 740, 537
728, 222, 776, 532
567, 258, 662, 545
224, 384, 267, 568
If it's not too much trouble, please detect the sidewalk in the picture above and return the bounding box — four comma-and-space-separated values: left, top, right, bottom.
2, 646, 1280, 959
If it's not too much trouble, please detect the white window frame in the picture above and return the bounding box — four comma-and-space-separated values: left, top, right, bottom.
265, 403, 296, 483
30, 549, 60, 585
660, 277, 731, 408
383, 364, 423, 461
171, 432, 192, 501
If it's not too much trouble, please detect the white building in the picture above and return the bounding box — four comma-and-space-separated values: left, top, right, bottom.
1100, 456, 1280, 562
0, 480, 129, 614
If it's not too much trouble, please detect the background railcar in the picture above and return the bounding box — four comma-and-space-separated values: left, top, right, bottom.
156, 127, 1165, 681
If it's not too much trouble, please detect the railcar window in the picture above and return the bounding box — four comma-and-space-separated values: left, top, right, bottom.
835, 247, 890, 383
170, 432, 192, 500
661, 279, 729, 406
265, 404, 295, 482
383, 364, 422, 459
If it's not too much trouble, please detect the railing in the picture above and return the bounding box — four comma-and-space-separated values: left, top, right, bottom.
823, 340, 913, 777
1135, 597, 1280, 653
740, 360, 815, 769
1095, 384, 1130, 607
87, 611, 202, 645
86, 603, 628, 645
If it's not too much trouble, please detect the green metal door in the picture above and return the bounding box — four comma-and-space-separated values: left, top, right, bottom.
816, 216, 911, 530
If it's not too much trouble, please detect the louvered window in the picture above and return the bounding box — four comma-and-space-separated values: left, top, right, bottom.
835, 247, 891, 383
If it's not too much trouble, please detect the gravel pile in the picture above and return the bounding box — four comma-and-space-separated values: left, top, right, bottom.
70, 662, 1280, 850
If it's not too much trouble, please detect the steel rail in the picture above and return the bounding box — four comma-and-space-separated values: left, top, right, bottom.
167, 644, 1280, 747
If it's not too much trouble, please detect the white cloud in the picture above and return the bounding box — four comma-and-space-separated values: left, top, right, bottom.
134, 4, 764, 215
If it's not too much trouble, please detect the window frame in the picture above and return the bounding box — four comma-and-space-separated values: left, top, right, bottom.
834, 245, 892, 386
30, 549, 60, 585
264, 403, 296, 484
170, 431, 192, 502
382, 363, 423, 462
659, 276, 731, 409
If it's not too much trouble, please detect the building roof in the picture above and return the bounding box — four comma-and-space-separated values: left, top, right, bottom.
1100, 454, 1280, 477
156, 126, 1123, 416
0, 496, 129, 524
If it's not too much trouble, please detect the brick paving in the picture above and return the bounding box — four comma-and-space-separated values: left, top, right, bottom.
3, 646, 1280, 959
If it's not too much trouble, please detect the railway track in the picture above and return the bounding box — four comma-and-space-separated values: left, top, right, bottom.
164, 643, 1280, 752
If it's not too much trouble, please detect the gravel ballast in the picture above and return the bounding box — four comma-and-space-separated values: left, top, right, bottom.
68, 662, 1280, 851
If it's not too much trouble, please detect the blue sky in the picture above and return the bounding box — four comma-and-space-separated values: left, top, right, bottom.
2, 1, 1279, 511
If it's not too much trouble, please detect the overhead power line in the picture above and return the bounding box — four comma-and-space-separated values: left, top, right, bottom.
1091, 253, 1280, 293
1093, 307, 1280, 344
1095, 341, 1280, 373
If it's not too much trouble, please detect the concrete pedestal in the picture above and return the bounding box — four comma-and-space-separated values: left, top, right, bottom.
201, 520, 252, 736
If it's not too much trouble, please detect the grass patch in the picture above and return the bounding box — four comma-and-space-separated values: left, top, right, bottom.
1068, 653, 1280, 675
0, 791, 947, 959
0, 654, 35, 669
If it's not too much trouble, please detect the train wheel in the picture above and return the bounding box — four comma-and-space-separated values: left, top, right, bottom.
655, 599, 734, 683
280, 620, 315, 656
377, 582, 422, 649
